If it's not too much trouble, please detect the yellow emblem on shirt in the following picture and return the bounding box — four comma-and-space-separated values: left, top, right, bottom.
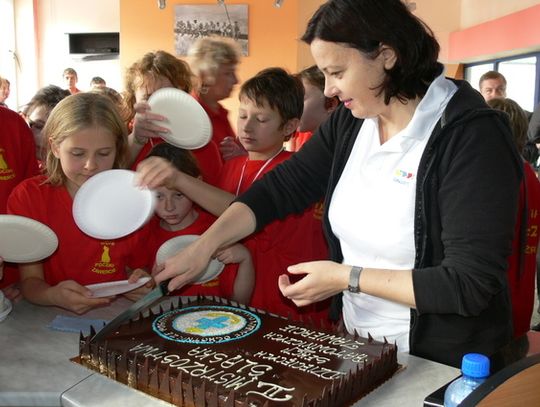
92, 242, 117, 275
0, 148, 16, 181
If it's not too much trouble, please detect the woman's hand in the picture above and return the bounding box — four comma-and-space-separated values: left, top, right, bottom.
135, 156, 180, 190
219, 137, 247, 160
124, 268, 155, 301
278, 261, 350, 307
154, 238, 215, 292
48, 280, 114, 315
131, 101, 170, 143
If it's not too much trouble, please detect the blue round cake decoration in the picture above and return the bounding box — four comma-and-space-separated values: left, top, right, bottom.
152, 305, 261, 344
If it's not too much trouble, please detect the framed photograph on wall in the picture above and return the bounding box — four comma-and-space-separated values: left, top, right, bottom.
174, 4, 249, 56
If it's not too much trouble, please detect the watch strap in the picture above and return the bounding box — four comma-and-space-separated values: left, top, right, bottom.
348, 266, 363, 293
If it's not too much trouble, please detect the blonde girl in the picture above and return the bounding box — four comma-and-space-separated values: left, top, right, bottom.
7, 93, 152, 314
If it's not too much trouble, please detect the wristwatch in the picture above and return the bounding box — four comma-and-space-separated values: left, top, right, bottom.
348, 266, 363, 293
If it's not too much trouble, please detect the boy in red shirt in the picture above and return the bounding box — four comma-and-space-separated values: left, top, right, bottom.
142, 143, 254, 304
136, 68, 330, 323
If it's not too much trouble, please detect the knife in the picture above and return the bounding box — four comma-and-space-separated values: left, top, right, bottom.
90, 279, 170, 343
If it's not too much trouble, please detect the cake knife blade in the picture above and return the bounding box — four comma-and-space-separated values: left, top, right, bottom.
89, 279, 170, 343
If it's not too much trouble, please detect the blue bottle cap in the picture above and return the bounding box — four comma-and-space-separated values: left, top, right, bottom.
461, 353, 490, 378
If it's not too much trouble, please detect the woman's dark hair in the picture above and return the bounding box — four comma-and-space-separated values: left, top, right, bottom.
147, 143, 200, 178
302, 0, 442, 104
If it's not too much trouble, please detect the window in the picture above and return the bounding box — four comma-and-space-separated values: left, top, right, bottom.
464, 52, 540, 112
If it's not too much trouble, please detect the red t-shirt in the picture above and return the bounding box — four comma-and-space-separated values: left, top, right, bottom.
0, 108, 39, 288
507, 162, 540, 337
7, 176, 149, 286
142, 210, 236, 298
130, 138, 223, 187
219, 151, 330, 323
289, 131, 313, 152
195, 96, 236, 150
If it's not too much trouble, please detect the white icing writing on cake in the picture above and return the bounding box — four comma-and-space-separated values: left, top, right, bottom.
246, 381, 294, 402
264, 332, 369, 363
253, 351, 345, 380
129, 344, 274, 391
279, 324, 366, 349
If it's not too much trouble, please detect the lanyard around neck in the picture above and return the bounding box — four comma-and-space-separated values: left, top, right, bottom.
235, 147, 284, 196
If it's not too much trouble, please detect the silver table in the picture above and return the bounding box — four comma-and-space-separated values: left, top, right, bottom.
0, 298, 459, 406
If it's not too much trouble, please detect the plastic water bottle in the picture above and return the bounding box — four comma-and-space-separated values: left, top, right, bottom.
444, 353, 490, 407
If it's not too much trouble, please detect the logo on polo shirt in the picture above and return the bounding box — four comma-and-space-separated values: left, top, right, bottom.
392, 168, 414, 185
0, 148, 16, 181
91, 242, 117, 275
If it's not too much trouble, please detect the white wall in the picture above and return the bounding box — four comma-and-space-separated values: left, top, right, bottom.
37, 0, 122, 94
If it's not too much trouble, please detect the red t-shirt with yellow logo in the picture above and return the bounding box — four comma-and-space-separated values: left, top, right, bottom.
7, 175, 149, 286
0, 107, 39, 289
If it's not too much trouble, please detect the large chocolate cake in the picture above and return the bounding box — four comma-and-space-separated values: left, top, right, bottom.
77, 297, 398, 406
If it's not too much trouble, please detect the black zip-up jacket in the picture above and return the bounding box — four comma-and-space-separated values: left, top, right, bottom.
237, 79, 522, 368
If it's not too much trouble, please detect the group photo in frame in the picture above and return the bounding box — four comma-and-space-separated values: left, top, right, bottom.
174, 4, 249, 56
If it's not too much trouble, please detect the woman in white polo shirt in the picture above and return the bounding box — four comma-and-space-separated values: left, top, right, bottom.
137, 0, 522, 368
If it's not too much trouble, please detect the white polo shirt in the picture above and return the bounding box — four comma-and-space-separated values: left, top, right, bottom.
328, 74, 457, 351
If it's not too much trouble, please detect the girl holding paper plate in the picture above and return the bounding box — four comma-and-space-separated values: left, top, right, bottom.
7, 93, 153, 315
124, 50, 223, 187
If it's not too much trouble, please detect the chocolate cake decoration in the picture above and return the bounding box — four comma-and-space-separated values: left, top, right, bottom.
75, 296, 398, 406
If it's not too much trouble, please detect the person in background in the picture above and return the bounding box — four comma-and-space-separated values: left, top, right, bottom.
527, 101, 540, 330
89, 76, 106, 89
188, 36, 245, 161
0, 77, 10, 108
63, 68, 81, 95
479, 70, 507, 102
143, 143, 254, 304
137, 67, 330, 323
124, 50, 222, 186
487, 97, 540, 338
286, 65, 339, 152
20, 85, 71, 165
0, 107, 39, 300
89, 86, 130, 125
7, 93, 152, 315
138, 0, 522, 368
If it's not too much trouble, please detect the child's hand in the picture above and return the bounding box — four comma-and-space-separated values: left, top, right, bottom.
135, 156, 179, 190
50, 280, 114, 315
131, 102, 170, 143
124, 268, 155, 301
215, 243, 249, 264
1, 285, 22, 302
219, 137, 247, 160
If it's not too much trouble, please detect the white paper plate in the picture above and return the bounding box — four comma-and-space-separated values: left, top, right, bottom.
73, 169, 155, 239
0, 291, 13, 322
147, 87, 212, 150
85, 277, 152, 298
155, 235, 224, 284
0, 215, 58, 262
